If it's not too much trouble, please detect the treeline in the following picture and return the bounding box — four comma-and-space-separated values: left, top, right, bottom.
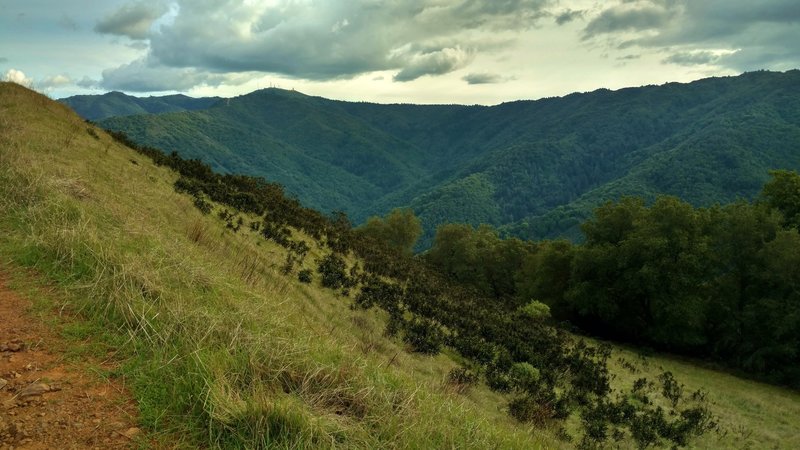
426, 171, 800, 388
109, 128, 717, 448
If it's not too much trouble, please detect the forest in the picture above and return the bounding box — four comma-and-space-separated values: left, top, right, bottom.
426, 172, 800, 387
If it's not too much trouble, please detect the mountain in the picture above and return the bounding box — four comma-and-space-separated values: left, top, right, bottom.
92, 70, 800, 245
59, 91, 221, 121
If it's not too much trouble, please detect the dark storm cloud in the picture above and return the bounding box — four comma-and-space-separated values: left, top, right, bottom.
94, 1, 167, 40
462, 72, 504, 84
585, 0, 800, 71
97, 0, 555, 90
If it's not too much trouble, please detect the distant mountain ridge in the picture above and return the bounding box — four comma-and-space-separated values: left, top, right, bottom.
59, 91, 221, 121
64, 70, 800, 245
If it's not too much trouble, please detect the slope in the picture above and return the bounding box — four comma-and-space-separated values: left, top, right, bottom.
0, 82, 556, 448
101, 88, 430, 217
59, 91, 220, 121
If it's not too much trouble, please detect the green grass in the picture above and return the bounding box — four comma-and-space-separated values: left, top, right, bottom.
2, 82, 799, 448
0, 82, 556, 448
606, 345, 800, 449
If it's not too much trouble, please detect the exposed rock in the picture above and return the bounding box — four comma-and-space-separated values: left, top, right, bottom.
1, 339, 25, 352
0, 378, 8, 390
16, 382, 50, 398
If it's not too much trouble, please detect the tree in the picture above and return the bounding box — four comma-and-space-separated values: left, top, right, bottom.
516, 240, 575, 318
357, 208, 422, 255
761, 169, 800, 229
567, 196, 712, 350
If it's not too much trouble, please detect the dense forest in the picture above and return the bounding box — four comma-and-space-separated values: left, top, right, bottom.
425, 175, 800, 388
61, 91, 221, 121
104, 127, 797, 448
72, 70, 800, 247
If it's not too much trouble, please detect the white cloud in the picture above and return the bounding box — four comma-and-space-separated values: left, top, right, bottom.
39, 74, 72, 89
3, 69, 33, 87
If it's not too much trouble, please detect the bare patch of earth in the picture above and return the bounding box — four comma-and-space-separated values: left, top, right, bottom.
0, 272, 141, 449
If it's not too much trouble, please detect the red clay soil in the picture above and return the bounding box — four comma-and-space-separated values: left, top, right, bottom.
0, 272, 141, 449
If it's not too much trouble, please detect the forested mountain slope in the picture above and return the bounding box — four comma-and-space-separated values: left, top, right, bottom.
60, 91, 220, 121
89, 70, 800, 245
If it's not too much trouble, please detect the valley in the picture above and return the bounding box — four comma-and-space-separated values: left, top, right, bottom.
69, 70, 800, 247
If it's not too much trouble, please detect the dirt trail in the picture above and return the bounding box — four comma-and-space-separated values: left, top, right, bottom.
0, 273, 140, 449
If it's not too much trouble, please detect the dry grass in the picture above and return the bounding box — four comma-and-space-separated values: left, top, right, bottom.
0, 82, 558, 449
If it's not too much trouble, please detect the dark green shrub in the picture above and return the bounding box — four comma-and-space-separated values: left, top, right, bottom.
298, 269, 312, 283
192, 197, 212, 215
402, 317, 444, 355
318, 253, 348, 289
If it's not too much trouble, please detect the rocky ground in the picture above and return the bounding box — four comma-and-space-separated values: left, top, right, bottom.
0, 273, 141, 449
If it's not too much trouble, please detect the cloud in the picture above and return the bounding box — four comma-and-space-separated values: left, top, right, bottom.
95, 1, 168, 40
555, 9, 585, 25
100, 57, 245, 92
584, 4, 674, 38
39, 74, 73, 89
76, 76, 99, 89
463, 72, 504, 84
393, 46, 474, 82
662, 51, 721, 67
94, 0, 554, 91
3, 69, 33, 87
126, 41, 149, 51
582, 0, 800, 72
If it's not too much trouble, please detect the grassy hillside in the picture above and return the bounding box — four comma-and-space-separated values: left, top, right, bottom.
3, 82, 800, 448
59, 91, 220, 121
2, 82, 553, 448
96, 71, 800, 246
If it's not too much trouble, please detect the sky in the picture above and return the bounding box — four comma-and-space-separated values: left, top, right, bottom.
2, 0, 799, 104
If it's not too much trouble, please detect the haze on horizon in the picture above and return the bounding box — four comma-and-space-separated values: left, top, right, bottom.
2, 0, 799, 105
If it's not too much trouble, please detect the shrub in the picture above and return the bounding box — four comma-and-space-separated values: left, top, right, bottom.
445, 367, 479, 394
192, 197, 212, 215
509, 362, 540, 392
519, 300, 551, 321
402, 317, 444, 355
317, 253, 348, 289
298, 269, 312, 283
